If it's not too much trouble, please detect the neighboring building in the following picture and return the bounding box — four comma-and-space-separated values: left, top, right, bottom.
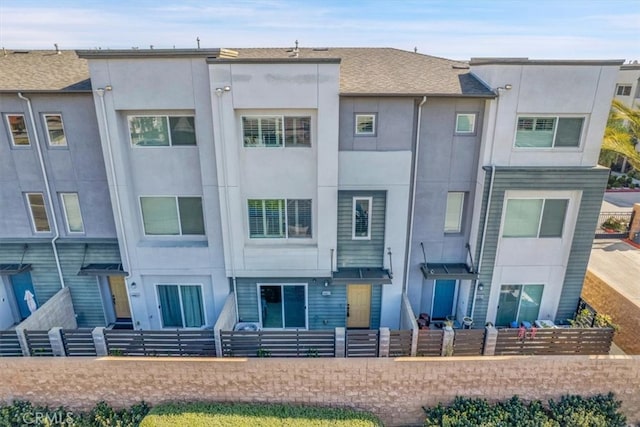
0, 50, 124, 329
614, 62, 640, 108
1, 47, 621, 331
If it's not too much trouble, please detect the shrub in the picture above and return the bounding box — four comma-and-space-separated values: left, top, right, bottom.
601, 216, 628, 232
423, 394, 626, 427
140, 402, 383, 427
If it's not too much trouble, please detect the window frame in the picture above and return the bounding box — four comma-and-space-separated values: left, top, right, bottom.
42, 113, 68, 147
444, 192, 465, 234
513, 115, 585, 149
155, 283, 207, 329
454, 113, 476, 135
616, 84, 632, 96
242, 115, 312, 148
502, 197, 569, 238
257, 283, 308, 330
496, 283, 545, 326
5, 114, 31, 147
60, 192, 85, 234
25, 192, 51, 233
354, 113, 377, 136
352, 196, 373, 240
128, 115, 197, 147
247, 198, 312, 239
139, 195, 205, 237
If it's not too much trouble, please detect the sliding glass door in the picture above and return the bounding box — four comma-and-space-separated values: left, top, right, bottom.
496, 284, 544, 326
259, 284, 307, 329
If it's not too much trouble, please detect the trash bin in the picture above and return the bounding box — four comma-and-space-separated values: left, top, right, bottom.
634, 231, 640, 244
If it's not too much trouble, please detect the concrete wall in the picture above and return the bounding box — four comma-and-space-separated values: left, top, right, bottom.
582, 270, 640, 354
1, 355, 638, 426
15, 286, 77, 331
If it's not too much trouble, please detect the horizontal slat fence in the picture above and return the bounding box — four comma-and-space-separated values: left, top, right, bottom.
389, 330, 412, 356
61, 329, 97, 356
347, 330, 379, 357
495, 328, 614, 355
453, 329, 486, 356
416, 329, 443, 357
220, 330, 335, 357
24, 330, 53, 357
0, 331, 23, 357
104, 330, 216, 357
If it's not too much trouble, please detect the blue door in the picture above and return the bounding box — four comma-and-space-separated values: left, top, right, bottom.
432, 280, 456, 320
10, 272, 36, 320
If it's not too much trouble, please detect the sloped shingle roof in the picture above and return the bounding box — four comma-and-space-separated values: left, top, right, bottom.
0, 50, 90, 92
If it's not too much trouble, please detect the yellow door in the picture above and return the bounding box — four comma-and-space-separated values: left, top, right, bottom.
347, 284, 371, 328
108, 276, 131, 319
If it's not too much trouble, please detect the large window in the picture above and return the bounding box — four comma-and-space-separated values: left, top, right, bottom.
352, 197, 372, 240
515, 116, 584, 148
248, 199, 312, 239
5, 114, 30, 146
157, 284, 204, 328
140, 196, 205, 236
502, 198, 568, 238
43, 114, 67, 146
60, 193, 84, 233
242, 116, 311, 147
444, 192, 465, 233
496, 284, 544, 326
129, 116, 196, 146
355, 114, 376, 136
26, 193, 50, 233
259, 284, 306, 329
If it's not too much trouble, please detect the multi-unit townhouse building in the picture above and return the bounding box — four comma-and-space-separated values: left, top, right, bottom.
0, 46, 621, 332
615, 61, 640, 108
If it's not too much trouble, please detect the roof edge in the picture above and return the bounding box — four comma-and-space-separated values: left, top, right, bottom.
208, 57, 341, 64
340, 92, 496, 98
0, 89, 92, 94
77, 48, 225, 59
470, 58, 625, 66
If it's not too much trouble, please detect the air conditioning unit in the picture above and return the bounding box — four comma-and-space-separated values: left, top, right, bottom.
233, 322, 262, 331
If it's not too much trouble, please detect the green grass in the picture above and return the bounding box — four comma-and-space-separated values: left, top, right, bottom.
140, 402, 383, 427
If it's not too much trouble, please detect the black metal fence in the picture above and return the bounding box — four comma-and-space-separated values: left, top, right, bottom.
595, 212, 632, 238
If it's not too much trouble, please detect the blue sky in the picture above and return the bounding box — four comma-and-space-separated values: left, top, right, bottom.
1, 0, 638, 60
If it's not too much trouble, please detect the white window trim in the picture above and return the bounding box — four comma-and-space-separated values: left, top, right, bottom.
155, 283, 207, 329
455, 113, 476, 134
247, 198, 312, 240
128, 115, 196, 148
60, 193, 85, 234
444, 192, 465, 234
5, 114, 30, 147
513, 115, 586, 149
616, 84, 632, 96
352, 196, 373, 240
256, 283, 308, 330
139, 195, 205, 237
241, 115, 313, 148
354, 114, 376, 136
501, 196, 570, 239
43, 113, 67, 147
25, 192, 50, 234
497, 283, 545, 324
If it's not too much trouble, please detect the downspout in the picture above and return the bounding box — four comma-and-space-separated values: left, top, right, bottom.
95, 87, 136, 326
469, 92, 501, 320
18, 92, 65, 289
403, 96, 427, 294
215, 87, 239, 321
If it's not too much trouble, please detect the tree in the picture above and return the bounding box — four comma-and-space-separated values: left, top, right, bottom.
599, 100, 640, 171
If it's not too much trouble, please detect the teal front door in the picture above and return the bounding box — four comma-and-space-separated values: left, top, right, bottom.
432, 280, 456, 320
10, 272, 36, 320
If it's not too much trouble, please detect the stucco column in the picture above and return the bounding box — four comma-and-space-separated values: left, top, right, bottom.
92, 327, 108, 357
48, 327, 66, 357
483, 325, 498, 356
378, 327, 390, 357
335, 327, 345, 357
628, 203, 640, 242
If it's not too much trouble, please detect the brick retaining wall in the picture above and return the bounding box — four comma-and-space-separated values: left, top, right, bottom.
1, 356, 639, 426
582, 270, 640, 354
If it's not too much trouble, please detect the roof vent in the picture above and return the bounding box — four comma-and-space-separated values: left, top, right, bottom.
312, 48, 329, 51
54, 43, 61, 54
13, 50, 29, 54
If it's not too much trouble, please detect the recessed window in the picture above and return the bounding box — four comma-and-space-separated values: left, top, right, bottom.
140, 196, 205, 236
515, 116, 584, 148
444, 192, 465, 233
60, 193, 84, 233
5, 114, 30, 146
352, 197, 372, 240
43, 114, 67, 146
247, 199, 312, 239
129, 116, 196, 146
157, 284, 204, 328
242, 116, 311, 147
26, 193, 50, 233
502, 198, 568, 238
355, 114, 376, 136
455, 113, 476, 134
616, 85, 632, 96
